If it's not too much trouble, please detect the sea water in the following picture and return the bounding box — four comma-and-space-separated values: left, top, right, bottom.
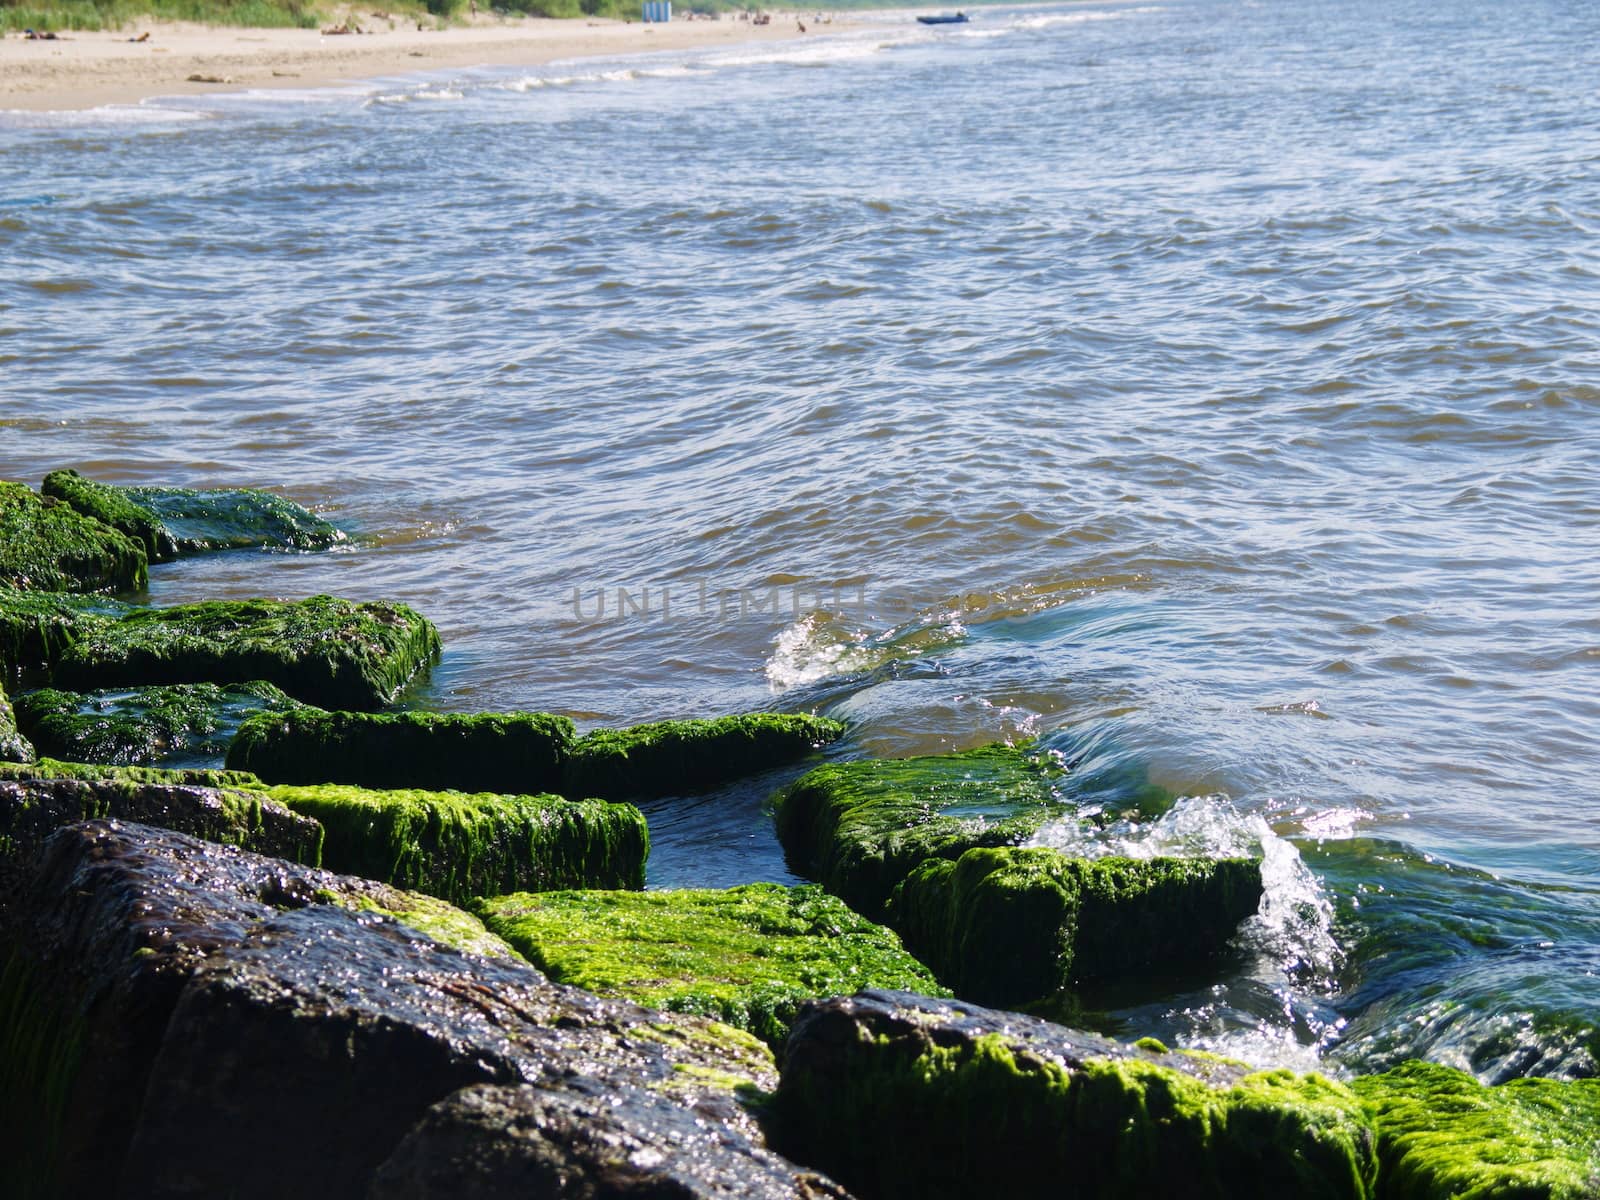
3, 0, 1597, 1080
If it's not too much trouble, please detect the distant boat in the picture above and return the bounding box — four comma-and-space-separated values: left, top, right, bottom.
916, 11, 969, 24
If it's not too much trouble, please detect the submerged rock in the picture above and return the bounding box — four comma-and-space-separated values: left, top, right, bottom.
0, 775, 321, 865
0, 678, 33, 764
774, 743, 1067, 919
561, 713, 848, 800
227, 707, 577, 795
773, 990, 1380, 1200
888, 844, 1261, 1006
51, 594, 441, 710
0, 481, 148, 595
476, 883, 949, 1048
371, 1078, 855, 1200
13, 681, 303, 768
1352, 1060, 1600, 1200
0, 820, 789, 1199
267, 782, 649, 906
43, 468, 346, 558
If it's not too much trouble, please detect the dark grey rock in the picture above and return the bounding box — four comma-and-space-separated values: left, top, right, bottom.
0, 677, 32, 764
372, 1079, 854, 1200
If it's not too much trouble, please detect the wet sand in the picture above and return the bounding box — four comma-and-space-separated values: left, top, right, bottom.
0, 12, 875, 112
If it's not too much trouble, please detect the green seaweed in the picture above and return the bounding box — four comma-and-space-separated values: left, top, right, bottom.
0, 677, 34, 764
476, 883, 949, 1047
227, 707, 574, 794
1353, 1060, 1600, 1200
328, 888, 524, 961
0, 481, 147, 595
126, 482, 346, 553
774, 743, 1066, 918
561, 713, 847, 800
52, 595, 441, 711
0, 756, 263, 789
13, 682, 303, 768
0, 951, 87, 1200
888, 845, 1262, 1006
269, 782, 649, 907
41, 469, 178, 563
0, 591, 127, 681
775, 1021, 1377, 1200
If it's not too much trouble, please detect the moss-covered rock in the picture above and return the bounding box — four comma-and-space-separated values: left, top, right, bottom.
0, 775, 322, 865
226, 707, 575, 794
888, 845, 1262, 1007
40, 469, 178, 564
1352, 1060, 1600, 1200
562, 713, 847, 800
774, 990, 1380, 1200
268, 782, 648, 907
0, 677, 33, 764
43, 468, 346, 558
0, 820, 781, 1198
476, 883, 949, 1048
0, 756, 262, 789
774, 743, 1066, 919
0, 481, 148, 595
0, 591, 127, 681
51, 595, 440, 711
13, 682, 304, 769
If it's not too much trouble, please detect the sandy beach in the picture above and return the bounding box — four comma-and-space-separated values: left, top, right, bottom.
0, 10, 878, 112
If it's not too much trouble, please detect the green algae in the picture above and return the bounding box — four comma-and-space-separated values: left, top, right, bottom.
888, 845, 1262, 1006
0, 591, 126, 681
775, 1020, 1377, 1200
0, 677, 33, 763
41, 469, 178, 563
0, 481, 147, 595
13, 682, 303, 769
630, 1019, 777, 1103
125, 482, 346, 553
0, 950, 86, 1200
774, 743, 1066, 918
269, 782, 648, 907
1353, 1060, 1600, 1200
326, 888, 524, 961
475, 883, 949, 1047
561, 713, 847, 800
0, 756, 263, 789
0, 772, 323, 866
226, 707, 574, 794
52, 595, 441, 710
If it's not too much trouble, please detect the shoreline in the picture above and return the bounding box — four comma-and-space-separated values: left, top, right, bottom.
0, 11, 890, 113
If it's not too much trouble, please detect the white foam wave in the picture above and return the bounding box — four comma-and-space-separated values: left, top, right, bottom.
764, 611, 966, 691
1030, 794, 1343, 981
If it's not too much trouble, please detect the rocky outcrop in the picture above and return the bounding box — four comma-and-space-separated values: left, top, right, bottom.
227, 708, 576, 795
50, 595, 440, 710
774, 744, 1066, 919
477, 882, 949, 1047
0, 481, 148, 594
0, 821, 797, 1199
772, 990, 1380, 1200
887, 844, 1261, 1006
42, 468, 346, 558
266, 782, 650, 905
0, 590, 127, 679
13, 681, 302, 768
0, 775, 322, 865
227, 709, 845, 801
561, 713, 848, 800
371, 1078, 855, 1200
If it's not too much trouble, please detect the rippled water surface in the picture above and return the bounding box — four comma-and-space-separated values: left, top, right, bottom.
4, 0, 1598, 1079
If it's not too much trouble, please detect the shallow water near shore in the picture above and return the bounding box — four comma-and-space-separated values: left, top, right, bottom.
3, 0, 1598, 1080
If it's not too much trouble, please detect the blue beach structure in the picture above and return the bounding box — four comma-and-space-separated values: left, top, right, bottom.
643, 0, 671, 20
